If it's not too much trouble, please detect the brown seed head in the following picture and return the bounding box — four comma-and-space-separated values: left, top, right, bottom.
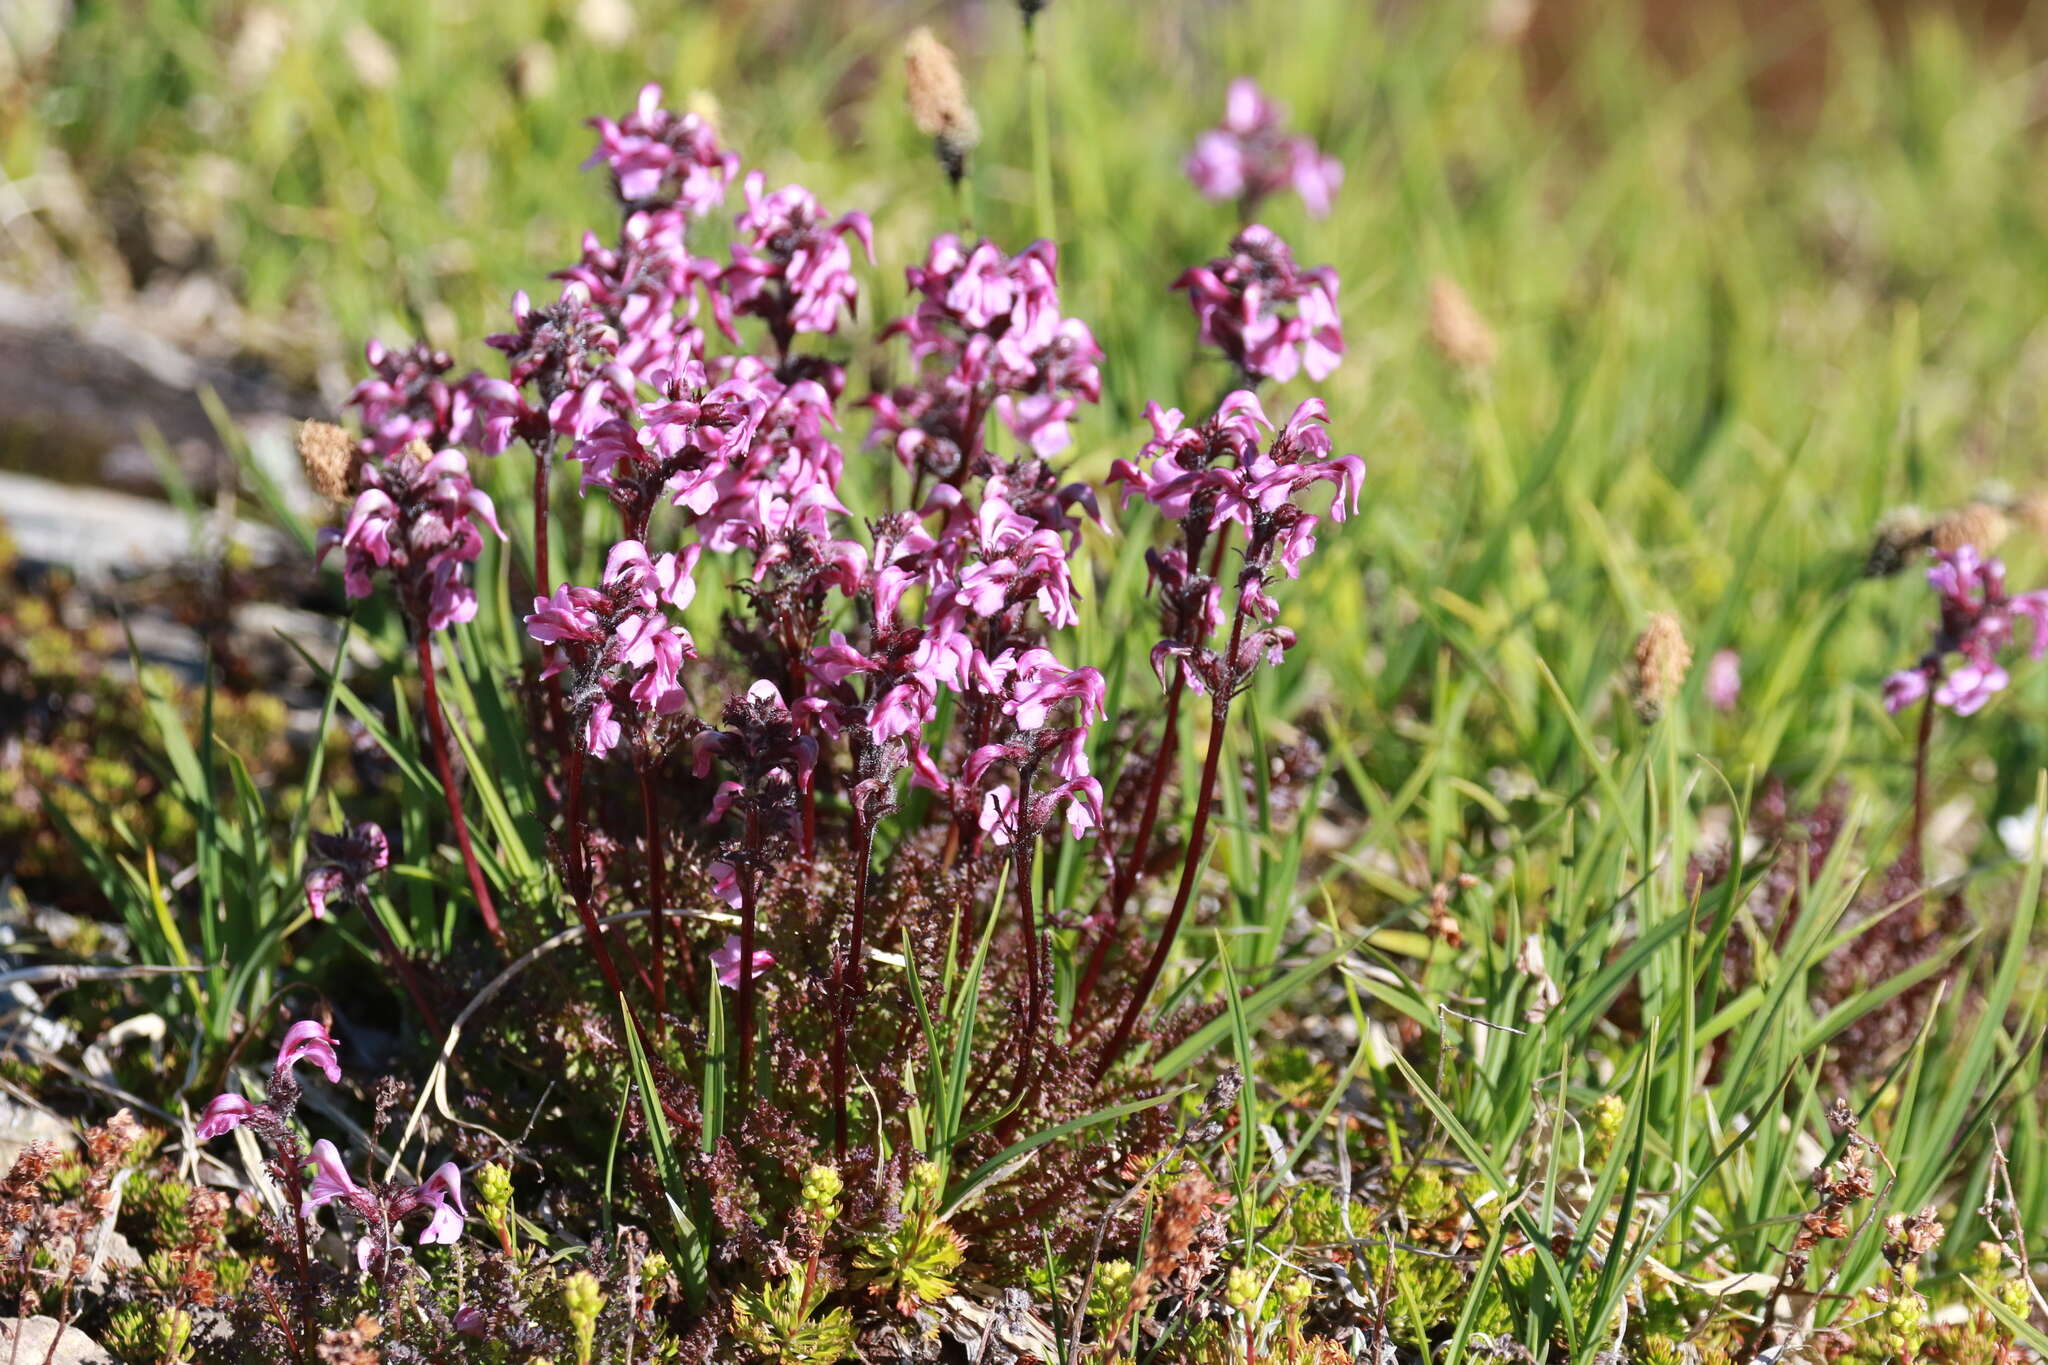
1429, 276, 1498, 375
1629, 612, 1692, 723
904, 27, 979, 184
297, 420, 359, 503
1931, 501, 2009, 555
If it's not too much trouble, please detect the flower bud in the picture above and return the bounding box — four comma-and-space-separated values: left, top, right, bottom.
477, 1161, 513, 1214
800, 1163, 843, 1222
563, 1270, 605, 1365
1224, 1265, 1260, 1312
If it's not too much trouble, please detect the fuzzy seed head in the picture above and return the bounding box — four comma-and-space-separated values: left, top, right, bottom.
1428, 276, 1498, 375
1629, 611, 1691, 722
297, 420, 359, 503
904, 27, 979, 181
1931, 501, 2009, 555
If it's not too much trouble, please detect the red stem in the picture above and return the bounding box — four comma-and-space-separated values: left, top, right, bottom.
736, 807, 763, 1117
1096, 600, 1248, 1081
1072, 668, 1185, 1025
562, 746, 634, 1005
416, 631, 506, 953
1910, 690, 1934, 886
999, 821, 1047, 1138
533, 441, 572, 763
360, 904, 443, 1038
832, 815, 877, 1158
638, 763, 668, 1017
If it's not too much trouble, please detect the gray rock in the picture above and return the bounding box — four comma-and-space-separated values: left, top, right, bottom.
0, 1097, 76, 1173
0, 1317, 112, 1364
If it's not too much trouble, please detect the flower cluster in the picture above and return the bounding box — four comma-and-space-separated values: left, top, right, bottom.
586, 83, 740, 214
1185, 78, 1343, 218
713, 172, 875, 354
872, 235, 1104, 480
1174, 225, 1343, 385
317, 442, 506, 631
1883, 546, 2048, 716
526, 540, 699, 758
304, 81, 1359, 1177
194, 1020, 468, 1267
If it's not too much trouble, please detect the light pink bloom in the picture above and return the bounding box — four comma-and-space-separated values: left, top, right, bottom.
276, 1019, 343, 1085
302, 1138, 359, 1215
711, 934, 774, 988
1706, 650, 1741, 713
414, 1162, 468, 1246
195, 1093, 259, 1142
1185, 78, 1343, 218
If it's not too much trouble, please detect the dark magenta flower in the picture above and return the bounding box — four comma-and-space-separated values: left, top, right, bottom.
525, 539, 699, 759
302, 822, 390, 920
1173, 225, 1343, 384
1186, 78, 1343, 218
586, 84, 740, 214
485, 287, 637, 442
714, 173, 874, 346
1885, 545, 2048, 716
1109, 392, 1361, 577
316, 444, 506, 632
874, 234, 1103, 470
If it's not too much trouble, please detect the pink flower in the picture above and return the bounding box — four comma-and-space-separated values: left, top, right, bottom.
301, 1139, 359, 1215
485, 288, 637, 441
1185, 79, 1343, 219
585, 84, 739, 214
414, 1162, 468, 1246
316, 446, 505, 632
276, 1019, 342, 1085
195, 1093, 259, 1142
874, 235, 1103, 472
1886, 546, 2048, 716
708, 859, 742, 908
303, 822, 389, 920
1706, 650, 1741, 713
715, 173, 875, 342
711, 934, 774, 988
553, 217, 708, 383
1110, 393, 1360, 575
1173, 225, 1343, 384
525, 539, 700, 759
346, 340, 479, 456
